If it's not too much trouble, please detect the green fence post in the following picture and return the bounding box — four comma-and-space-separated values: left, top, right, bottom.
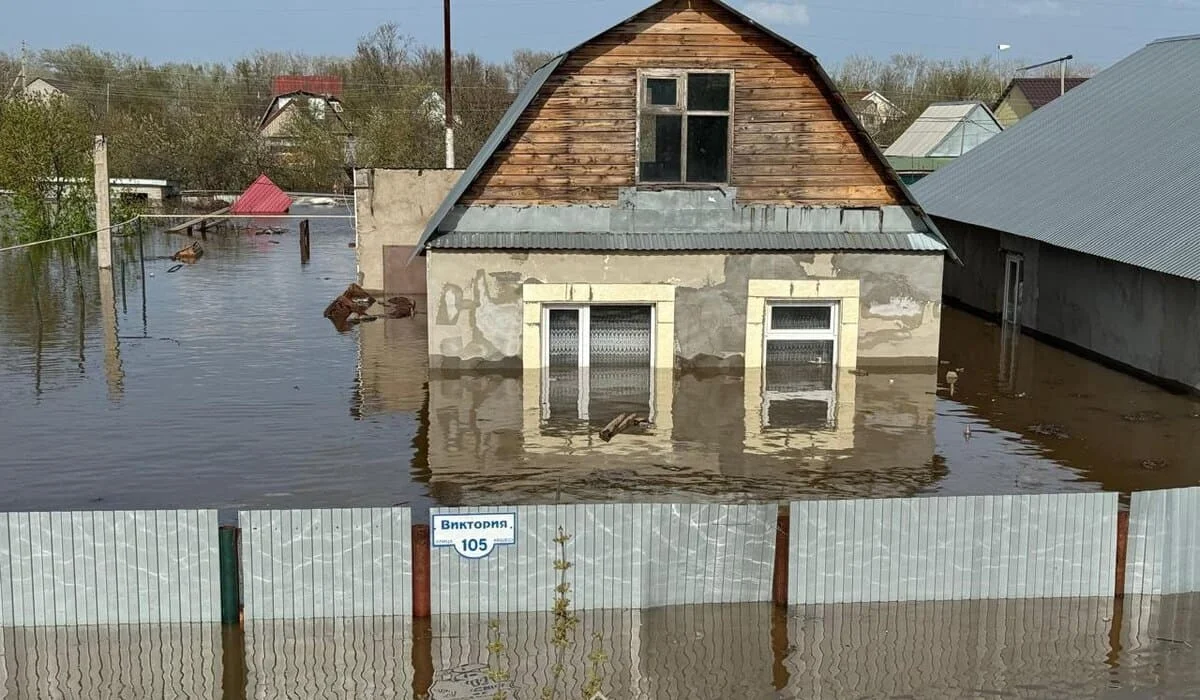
219, 525, 240, 624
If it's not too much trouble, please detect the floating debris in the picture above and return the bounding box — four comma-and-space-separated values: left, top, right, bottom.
166, 263, 184, 274
1122, 410, 1164, 423
1028, 423, 1071, 439
1139, 459, 1169, 471
253, 227, 288, 236
382, 296, 416, 319
599, 413, 649, 442
323, 283, 377, 331
171, 241, 203, 262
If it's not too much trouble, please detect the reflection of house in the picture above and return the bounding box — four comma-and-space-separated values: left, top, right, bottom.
884, 102, 1002, 183
411, 0, 955, 442
914, 36, 1200, 393
994, 76, 1087, 128
844, 90, 903, 135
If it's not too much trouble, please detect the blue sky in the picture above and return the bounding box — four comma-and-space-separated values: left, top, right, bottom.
2, 0, 1196, 70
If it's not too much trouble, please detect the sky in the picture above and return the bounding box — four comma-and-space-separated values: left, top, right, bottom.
2, 0, 1197, 71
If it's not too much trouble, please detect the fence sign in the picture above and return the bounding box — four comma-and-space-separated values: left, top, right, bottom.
431, 513, 516, 559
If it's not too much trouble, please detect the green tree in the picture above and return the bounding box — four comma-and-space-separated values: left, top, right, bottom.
0, 95, 94, 245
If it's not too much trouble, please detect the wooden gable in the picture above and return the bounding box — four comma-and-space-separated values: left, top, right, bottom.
462, 0, 904, 207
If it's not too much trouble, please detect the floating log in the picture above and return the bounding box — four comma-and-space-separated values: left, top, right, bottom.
599, 413, 648, 442
171, 241, 204, 262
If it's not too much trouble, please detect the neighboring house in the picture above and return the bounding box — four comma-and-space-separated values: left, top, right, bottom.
844, 90, 903, 135
20, 77, 68, 100
407, 0, 956, 442
883, 101, 1003, 183
993, 76, 1088, 128
258, 90, 350, 144
913, 36, 1200, 393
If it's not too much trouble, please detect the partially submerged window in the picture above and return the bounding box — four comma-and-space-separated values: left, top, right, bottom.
542, 305, 654, 430
638, 70, 732, 184
762, 302, 838, 429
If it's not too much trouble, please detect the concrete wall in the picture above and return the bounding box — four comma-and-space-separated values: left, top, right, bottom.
939, 217, 1200, 391
425, 250, 944, 368
353, 168, 462, 294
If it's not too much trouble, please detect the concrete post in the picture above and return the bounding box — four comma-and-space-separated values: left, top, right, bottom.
94, 135, 112, 269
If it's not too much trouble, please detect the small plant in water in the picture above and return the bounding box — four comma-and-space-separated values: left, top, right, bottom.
486, 619, 512, 700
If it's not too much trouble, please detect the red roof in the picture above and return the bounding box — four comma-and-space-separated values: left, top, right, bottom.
230, 174, 292, 215
272, 75, 342, 97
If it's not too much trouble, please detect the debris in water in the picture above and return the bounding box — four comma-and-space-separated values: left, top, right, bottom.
1121, 410, 1164, 423
1028, 423, 1070, 439
171, 241, 203, 262
1140, 459, 1168, 471
849, 369, 869, 376
599, 413, 649, 442
348, 242, 356, 248
323, 283, 377, 331
382, 296, 416, 319
166, 263, 184, 273
253, 227, 287, 236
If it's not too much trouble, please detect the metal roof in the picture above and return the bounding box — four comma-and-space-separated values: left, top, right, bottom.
913, 35, 1200, 282
411, 0, 956, 262
997, 77, 1088, 111
230, 174, 292, 215
883, 102, 1001, 158
426, 231, 946, 252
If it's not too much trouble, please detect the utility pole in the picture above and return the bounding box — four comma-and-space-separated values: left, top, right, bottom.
443, 0, 455, 169
94, 135, 112, 269
6, 40, 28, 99
1017, 54, 1073, 96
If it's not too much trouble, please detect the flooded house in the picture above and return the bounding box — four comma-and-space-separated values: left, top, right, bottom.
409, 0, 954, 406
883, 101, 1003, 183
913, 36, 1200, 393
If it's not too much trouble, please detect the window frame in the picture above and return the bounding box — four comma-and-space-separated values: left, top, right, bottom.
760, 300, 840, 430
635, 68, 735, 186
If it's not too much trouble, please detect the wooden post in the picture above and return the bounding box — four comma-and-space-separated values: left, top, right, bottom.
186, 224, 193, 237
200, 218, 208, 241
1114, 508, 1130, 598
412, 523, 431, 617
300, 219, 311, 264
771, 507, 789, 606
94, 135, 112, 269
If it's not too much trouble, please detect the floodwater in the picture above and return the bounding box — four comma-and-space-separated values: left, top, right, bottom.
2, 594, 1199, 698
0, 211, 1198, 515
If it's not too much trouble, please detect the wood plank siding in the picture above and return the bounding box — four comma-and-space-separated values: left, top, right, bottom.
463, 0, 903, 206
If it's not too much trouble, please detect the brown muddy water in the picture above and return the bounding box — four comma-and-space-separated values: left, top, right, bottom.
3, 214, 1200, 698
2, 594, 1200, 698
0, 211, 1197, 515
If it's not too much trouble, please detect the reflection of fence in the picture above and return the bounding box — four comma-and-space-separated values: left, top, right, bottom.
2, 490, 1200, 625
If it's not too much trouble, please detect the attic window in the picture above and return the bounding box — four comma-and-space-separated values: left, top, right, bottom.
638, 70, 732, 184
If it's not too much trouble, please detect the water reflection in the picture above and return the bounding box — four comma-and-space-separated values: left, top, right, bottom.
2, 595, 1198, 698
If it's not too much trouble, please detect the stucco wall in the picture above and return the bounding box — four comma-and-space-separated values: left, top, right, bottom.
353, 168, 462, 293
425, 250, 944, 368
939, 217, 1200, 392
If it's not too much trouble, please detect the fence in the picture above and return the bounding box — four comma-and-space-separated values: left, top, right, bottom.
0, 510, 219, 626
0, 490, 1198, 626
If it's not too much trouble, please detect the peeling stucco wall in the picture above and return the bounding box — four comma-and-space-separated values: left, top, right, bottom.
353, 168, 462, 293
426, 251, 943, 368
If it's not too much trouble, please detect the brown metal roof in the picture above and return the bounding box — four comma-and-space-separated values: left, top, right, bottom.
1002, 77, 1089, 110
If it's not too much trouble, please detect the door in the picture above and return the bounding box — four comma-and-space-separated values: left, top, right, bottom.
1002, 253, 1024, 325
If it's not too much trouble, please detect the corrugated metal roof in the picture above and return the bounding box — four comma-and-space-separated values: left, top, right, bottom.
411, 0, 956, 262
230, 174, 292, 215
883, 102, 999, 158
1000, 77, 1088, 111
426, 231, 945, 252
913, 35, 1200, 282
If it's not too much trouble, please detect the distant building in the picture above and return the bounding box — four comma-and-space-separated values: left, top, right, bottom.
20, 77, 69, 100
883, 101, 1003, 183
844, 90, 903, 136
914, 36, 1200, 393
258, 91, 350, 143
993, 76, 1088, 128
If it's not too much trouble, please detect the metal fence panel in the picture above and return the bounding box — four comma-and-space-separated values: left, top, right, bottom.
240, 507, 413, 619
1126, 487, 1200, 596
429, 503, 777, 615
0, 510, 219, 626
789, 493, 1118, 604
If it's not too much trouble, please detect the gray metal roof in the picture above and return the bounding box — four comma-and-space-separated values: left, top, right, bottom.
413, 0, 956, 262
426, 231, 946, 252
913, 35, 1200, 282
883, 102, 1001, 158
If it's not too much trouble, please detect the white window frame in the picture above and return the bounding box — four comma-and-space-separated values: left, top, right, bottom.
1002, 251, 1024, 325
635, 68, 735, 186
539, 304, 657, 423
761, 301, 839, 429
